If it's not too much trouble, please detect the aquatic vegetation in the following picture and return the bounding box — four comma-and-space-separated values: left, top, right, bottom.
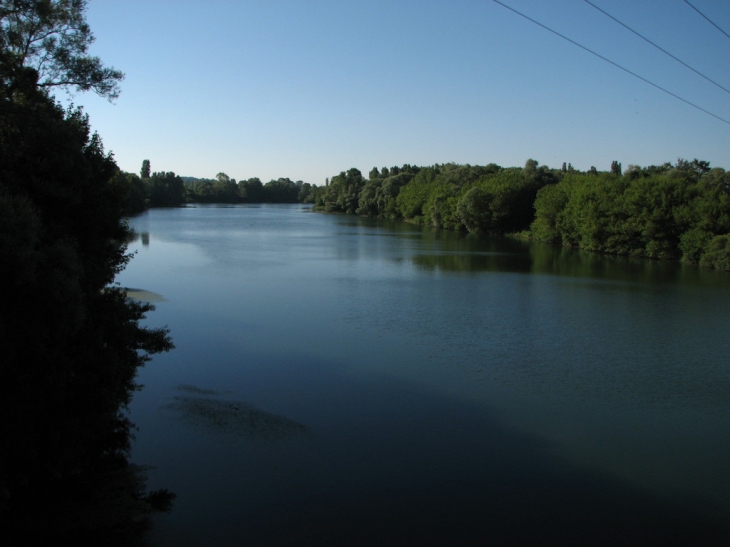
164, 386, 308, 441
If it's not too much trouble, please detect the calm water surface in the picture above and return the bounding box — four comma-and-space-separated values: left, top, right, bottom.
117, 204, 730, 546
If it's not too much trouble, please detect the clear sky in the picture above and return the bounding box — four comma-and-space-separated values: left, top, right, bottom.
75, 0, 730, 185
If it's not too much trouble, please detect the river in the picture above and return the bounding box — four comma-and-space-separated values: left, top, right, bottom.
116, 203, 730, 546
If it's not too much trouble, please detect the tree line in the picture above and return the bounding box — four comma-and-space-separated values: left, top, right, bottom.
316, 159, 730, 270
122, 156, 729, 270
120, 163, 319, 213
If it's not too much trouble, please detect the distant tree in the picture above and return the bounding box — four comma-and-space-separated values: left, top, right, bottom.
610, 161, 622, 175
673, 158, 711, 182
263, 177, 299, 203
357, 179, 381, 216
191, 179, 214, 202
523, 158, 539, 179
457, 187, 492, 232
323, 168, 364, 213
140, 159, 151, 179
146, 171, 185, 206
115, 171, 147, 214
297, 181, 317, 203
212, 173, 238, 202
238, 177, 264, 202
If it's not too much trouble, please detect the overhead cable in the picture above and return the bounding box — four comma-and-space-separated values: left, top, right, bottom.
584, 0, 730, 96
491, 0, 730, 126
683, 0, 730, 41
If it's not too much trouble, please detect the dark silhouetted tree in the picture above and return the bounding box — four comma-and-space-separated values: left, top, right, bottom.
0, 1, 174, 538
0, 0, 124, 99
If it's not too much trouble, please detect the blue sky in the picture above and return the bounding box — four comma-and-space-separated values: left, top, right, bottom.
77, 0, 730, 184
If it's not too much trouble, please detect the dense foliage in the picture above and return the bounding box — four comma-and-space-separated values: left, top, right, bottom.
1, 0, 173, 541
317, 159, 730, 270
184, 172, 318, 204
318, 161, 556, 234
119, 165, 319, 213
530, 161, 730, 268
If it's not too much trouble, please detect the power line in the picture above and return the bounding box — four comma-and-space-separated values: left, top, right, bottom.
491, 0, 730, 126
683, 0, 730, 41
584, 0, 730, 96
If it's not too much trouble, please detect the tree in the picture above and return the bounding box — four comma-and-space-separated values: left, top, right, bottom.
0, 0, 124, 99
213, 172, 239, 202
140, 159, 150, 179
146, 171, 185, 206
699, 234, 730, 270
322, 168, 364, 213
523, 158, 539, 178
0, 1, 173, 534
239, 177, 264, 202
457, 187, 492, 232
264, 177, 299, 203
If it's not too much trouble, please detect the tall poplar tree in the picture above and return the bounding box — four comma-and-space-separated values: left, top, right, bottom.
140, 158, 151, 179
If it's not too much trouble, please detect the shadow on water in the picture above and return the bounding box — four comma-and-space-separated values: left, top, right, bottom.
151, 353, 730, 547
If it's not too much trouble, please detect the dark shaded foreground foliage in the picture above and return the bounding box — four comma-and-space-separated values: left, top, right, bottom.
0, 5, 174, 542
315, 159, 730, 269
2, 462, 174, 546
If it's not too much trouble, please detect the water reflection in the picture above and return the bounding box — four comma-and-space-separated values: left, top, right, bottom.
412, 249, 532, 273
118, 205, 730, 545
335, 215, 730, 288
401, 228, 730, 287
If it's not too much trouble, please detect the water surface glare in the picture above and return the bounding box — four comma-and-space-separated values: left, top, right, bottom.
118, 204, 730, 545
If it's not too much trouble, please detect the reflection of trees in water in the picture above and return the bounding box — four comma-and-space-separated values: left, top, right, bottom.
412, 251, 532, 273
125, 231, 150, 246
165, 385, 308, 441
411, 235, 729, 288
